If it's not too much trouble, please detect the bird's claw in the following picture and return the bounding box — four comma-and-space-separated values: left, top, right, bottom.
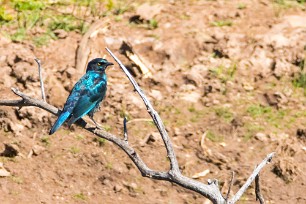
95, 124, 103, 130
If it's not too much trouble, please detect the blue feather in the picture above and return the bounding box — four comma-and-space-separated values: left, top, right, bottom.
49, 58, 112, 135
49, 111, 71, 135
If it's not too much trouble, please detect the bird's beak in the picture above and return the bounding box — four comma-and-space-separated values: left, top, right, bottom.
106, 62, 114, 67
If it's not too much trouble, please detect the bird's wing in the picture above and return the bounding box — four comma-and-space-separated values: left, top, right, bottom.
49, 75, 87, 135
67, 76, 107, 126
67, 91, 104, 126
87, 86, 107, 118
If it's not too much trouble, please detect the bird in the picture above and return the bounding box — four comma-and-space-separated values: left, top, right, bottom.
49, 58, 113, 135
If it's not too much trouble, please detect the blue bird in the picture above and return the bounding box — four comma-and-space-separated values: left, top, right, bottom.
49, 58, 113, 135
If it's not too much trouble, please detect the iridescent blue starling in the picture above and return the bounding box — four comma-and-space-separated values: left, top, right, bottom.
49, 58, 113, 135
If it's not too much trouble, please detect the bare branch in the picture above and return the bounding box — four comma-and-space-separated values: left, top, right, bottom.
34, 58, 46, 102
255, 173, 265, 204
0, 88, 58, 115
225, 171, 235, 202
0, 52, 276, 204
229, 152, 275, 204
123, 117, 128, 143
105, 47, 180, 172
0, 89, 224, 203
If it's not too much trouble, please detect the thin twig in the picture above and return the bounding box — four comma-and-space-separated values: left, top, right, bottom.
123, 116, 128, 143
105, 47, 180, 172
34, 58, 46, 102
225, 171, 235, 202
0, 88, 58, 115
255, 173, 265, 204
229, 152, 275, 204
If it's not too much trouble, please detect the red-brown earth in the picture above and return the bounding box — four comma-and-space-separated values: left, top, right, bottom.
0, 0, 306, 203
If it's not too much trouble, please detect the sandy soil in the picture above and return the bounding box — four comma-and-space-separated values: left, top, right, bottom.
0, 0, 306, 203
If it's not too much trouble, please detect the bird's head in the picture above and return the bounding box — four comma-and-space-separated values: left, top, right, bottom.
86, 58, 114, 73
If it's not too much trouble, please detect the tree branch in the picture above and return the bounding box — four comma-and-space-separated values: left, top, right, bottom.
105, 47, 180, 172
255, 173, 265, 204
0, 88, 224, 203
225, 171, 235, 202
228, 152, 275, 204
0, 50, 276, 204
123, 117, 128, 143
34, 58, 46, 102
0, 88, 58, 115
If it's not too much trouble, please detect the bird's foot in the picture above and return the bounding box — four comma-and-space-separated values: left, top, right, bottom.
95, 124, 103, 130
90, 117, 104, 130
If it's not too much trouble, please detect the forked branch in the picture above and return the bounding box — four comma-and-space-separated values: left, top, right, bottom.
0, 49, 276, 204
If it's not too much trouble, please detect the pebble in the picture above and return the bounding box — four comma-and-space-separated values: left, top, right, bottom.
0, 162, 10, 177
113, 184, 123, 193
32, 145, 46, 156
255, 132, 268, 142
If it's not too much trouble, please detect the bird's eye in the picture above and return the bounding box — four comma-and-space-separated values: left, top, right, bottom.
97, 62, 101, 66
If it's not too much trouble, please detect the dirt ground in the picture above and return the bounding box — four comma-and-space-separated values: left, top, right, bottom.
0, 0, 306, 203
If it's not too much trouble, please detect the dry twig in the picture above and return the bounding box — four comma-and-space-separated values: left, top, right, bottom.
34, 58, 46, 102
225, 171, 235, 202
123, 117, 128, 143
255, 173, 265, 204
228, 152, 275, 204
0, 49, 276, 204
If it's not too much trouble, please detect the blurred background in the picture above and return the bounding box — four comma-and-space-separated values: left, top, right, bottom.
0, 0, 305, 203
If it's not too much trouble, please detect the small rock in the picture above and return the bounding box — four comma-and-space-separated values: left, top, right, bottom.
8, 121, 24, 134
141, 132, 160, 146
0, 162, 10, 177
255, 133, 268, 142
102, 178, 111, 186
243, 82, 254, 91
184, 64, 207, 87
113, 184, 123, 193
124, 182, 138, 193
53, 29, 68, 39
212, 99, 220, 105
248, 48, 274, 77
192, 169, 210, 179
273, 60, 292, 78
173, 127, 181, 137
32, 145, 46, 156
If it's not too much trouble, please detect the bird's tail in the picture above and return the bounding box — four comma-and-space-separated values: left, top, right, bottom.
49, 112, 71, 135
